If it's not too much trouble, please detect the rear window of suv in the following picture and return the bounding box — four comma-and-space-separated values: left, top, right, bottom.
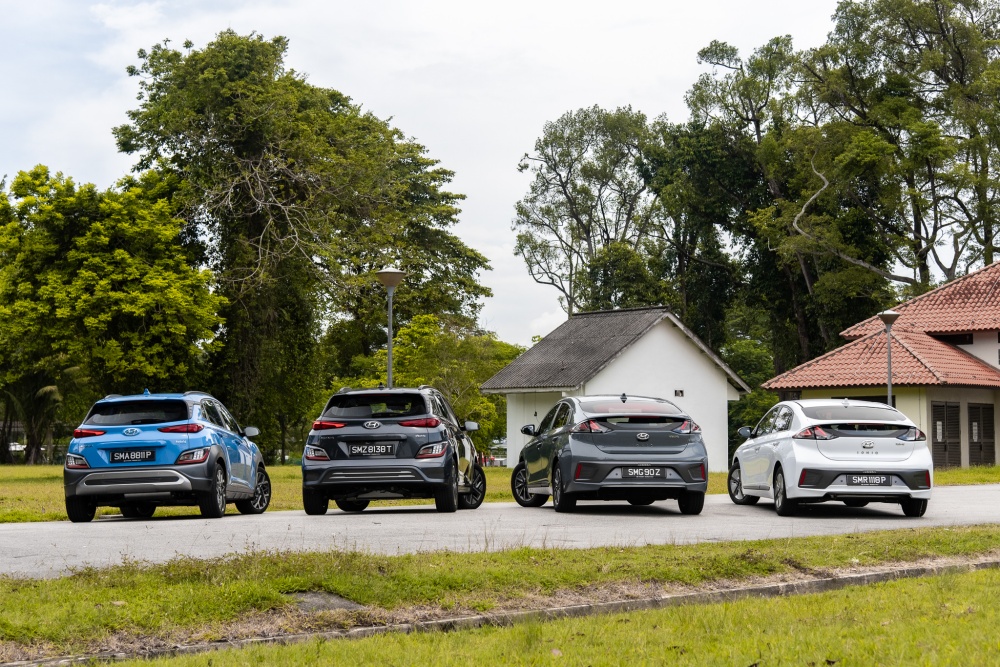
84, 400, 189, 426
322, 394, 427, 419
580, 398, 683, 416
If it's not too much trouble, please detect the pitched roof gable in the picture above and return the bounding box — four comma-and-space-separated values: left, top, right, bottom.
762, 328, 1000, 390
480, 307, 749, 394
842, 261, 1000, 339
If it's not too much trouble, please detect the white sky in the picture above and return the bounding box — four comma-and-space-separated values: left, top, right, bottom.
0, 0, 842, 345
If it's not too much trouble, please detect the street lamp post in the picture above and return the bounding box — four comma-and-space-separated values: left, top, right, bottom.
376, 266, 406, 388
877, 310, 901, 406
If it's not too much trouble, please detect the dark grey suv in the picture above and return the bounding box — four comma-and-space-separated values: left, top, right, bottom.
511, 394, 709, 514
301, 386, 486, 513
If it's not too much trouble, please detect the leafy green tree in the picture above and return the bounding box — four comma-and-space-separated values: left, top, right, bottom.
0, 167, 223, 461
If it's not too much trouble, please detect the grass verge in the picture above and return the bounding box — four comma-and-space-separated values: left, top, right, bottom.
116, 567, 1000, 667
2, 525, 1000, 660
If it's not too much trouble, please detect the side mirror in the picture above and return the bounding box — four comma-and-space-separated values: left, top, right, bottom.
463, 421, 480, 432
737, 426, 752, 440
520, 424, 536, 437
243, 426, 260, 438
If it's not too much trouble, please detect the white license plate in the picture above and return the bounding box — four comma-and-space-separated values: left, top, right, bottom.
622, 467, 664, 479
349, 443, 395, 457
110, 449, 154, 463
848, 474, 890, 486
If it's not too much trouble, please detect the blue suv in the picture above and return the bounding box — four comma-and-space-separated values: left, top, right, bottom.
63, 391, 271, 522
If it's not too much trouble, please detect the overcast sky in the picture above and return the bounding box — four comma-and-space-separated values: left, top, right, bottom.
1, 0, 842, 345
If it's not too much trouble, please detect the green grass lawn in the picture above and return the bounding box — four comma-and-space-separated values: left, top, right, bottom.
2, 524, 1000, 661
114, 567, 1000, 667
0, 463, 994, 523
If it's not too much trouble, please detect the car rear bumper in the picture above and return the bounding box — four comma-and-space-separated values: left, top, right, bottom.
302, 459, 450, 500
562, 456, 708, 499
64, 462, 215, 501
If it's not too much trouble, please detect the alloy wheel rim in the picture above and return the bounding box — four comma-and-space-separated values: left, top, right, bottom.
730, 469, 743, 499
553, 469, 562, 505
215, 469, 226, 511
775, 473, 784, 507
515, 468, 529, 501
470, 469, 485, 503
252, 471, 271, 511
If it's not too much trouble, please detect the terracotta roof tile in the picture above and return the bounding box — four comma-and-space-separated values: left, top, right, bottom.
842, 262, 1000, 339
762, 329, 1000, 390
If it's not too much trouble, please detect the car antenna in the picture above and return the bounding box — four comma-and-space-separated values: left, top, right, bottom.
143, 388, 150, 396
841, 398, 850, 408
620, 393, 627, 403
378, 382, 385, 390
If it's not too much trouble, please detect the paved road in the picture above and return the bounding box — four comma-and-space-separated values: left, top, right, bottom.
3, 485, 1000, 578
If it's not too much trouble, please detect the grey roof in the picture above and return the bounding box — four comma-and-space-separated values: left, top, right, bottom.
481, 307, 750, 394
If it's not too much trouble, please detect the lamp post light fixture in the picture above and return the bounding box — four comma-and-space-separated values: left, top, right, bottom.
376, 266, 406, 388
877, 309, 901, 405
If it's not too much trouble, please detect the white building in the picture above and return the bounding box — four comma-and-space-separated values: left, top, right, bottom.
481, 308, 750, 472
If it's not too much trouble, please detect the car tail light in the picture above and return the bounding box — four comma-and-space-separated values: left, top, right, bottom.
575, 463, 582, 480
312, 420, 346, 431
672, 420, 701, 434
175, 447, 210, 465
897, 427, 926, 441
793, 426, 837, 440
158, 423, 204, 433
399, 418, 441, 428
304, 446, 330, 461
65, 453, 90, 469
571, 420, 609, 433
415, 443, 447, 458
72, 428, 106, 438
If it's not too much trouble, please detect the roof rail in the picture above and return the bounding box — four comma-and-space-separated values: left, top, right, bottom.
417, 384, 434, 390
103, 394, 122, 399
336, 386, 353, 394
183, 390, 212, 397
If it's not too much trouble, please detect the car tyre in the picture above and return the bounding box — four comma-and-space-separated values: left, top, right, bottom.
335, 499, 370, 512
677, 491, 705, 515
551, 465, 576, 513
120, 502, 156, 519
843, 499, 869, 508
66, 497, 96, 523
773, 468, 797, 517
199, 465, 227, 519
302, 488, 329, 515
727, 461, 759, 506
511, 461, 548, 508
435, 458, 459, 513
458, 464, 487, 510
236, 467, 271, 515
901, 498, 928, 517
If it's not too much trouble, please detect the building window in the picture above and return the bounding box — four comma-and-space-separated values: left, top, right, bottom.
932, 333, 974, 346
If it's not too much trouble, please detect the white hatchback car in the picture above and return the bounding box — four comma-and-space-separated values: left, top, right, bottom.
729, 399, 933, 517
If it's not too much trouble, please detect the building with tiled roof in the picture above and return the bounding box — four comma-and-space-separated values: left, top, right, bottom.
762, 262, 1000, 468
482, 307, 750, 472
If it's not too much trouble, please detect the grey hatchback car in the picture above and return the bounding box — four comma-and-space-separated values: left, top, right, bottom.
511, 394, 709, 514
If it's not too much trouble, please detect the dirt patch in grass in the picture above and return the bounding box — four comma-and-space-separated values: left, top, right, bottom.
5, 550, 998, 664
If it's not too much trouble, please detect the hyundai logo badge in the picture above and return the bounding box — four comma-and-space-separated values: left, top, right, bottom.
636, 432, 650, 441
123, 428, 140, 436
861, 440, 875, 449
363, 421, 382, 430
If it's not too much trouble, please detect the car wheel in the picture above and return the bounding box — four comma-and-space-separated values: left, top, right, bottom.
773, 468, 797, 517
65, 497, 96, 523
335, 499, 370, 512
236, 467, 271, 515
727, 461, 759, 506
677, 491, 705, 515
458, 464, 487, 510
435, 458, 459, 513
511, 462, 547, 508
198, 465, 227, 519
901, 498, 928, 517
627, 497, 655, 506
843, 499, 869, 508
120, 502, 156, 519
552, 465, 576, 513
302, 488, 329, 516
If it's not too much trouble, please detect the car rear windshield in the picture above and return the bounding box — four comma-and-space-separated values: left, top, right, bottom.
85, 400, 189, 426
579, 398, 683, 417
801, 405, 905, 422
323, 394, 427, 419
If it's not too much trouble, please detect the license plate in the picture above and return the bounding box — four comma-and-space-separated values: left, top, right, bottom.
622, 467, 665, 479
110, 449, 154, 463
349, 442, 396, 457
848, 474, 890, 486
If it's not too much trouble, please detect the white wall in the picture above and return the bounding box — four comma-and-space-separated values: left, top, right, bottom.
505, 391, 564, 468
580, 319, 736, 472
958, 330, 1000, 369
